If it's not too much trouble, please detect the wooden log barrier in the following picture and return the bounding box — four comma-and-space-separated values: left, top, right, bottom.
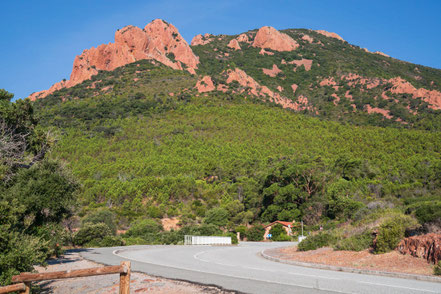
10, 261, 131, 293
0, 283, 26, 294
119, 261, 131, 294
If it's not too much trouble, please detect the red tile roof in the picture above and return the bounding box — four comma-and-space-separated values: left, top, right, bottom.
262, 220, 295, 228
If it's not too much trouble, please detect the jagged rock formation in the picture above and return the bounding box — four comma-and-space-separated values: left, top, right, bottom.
252, 26, 299, 52
387, 77, 441, 110
236, 33, 251, 44
227, 39, 241, 50
398, 233, 441, 264
225, 68, 313, 111
282, 59, 313, 71
262, 64, 282, 77
301, 34, 314, 43
195, 76, 215, 93
319, 74, 441, 111
315, 30, 344, 41
375, 51, 390, 57
191, 33, 213, 46
30, 19, 199, 100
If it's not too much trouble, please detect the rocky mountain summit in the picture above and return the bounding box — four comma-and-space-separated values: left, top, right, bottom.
30, 19, 199, 100
30, 19, 441, 129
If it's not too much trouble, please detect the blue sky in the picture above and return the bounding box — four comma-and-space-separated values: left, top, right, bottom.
2, 0, 440, 100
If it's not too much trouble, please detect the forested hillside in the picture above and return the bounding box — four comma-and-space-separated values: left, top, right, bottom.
30, 57, 441, 230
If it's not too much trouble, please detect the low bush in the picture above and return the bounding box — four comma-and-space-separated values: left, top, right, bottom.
334, 230, 372, 251
86, 235, 124, 247
235, 225, 248, 240
228, 232, 239, 244
123, 236, 146, 246
273, 234, 292, 241
125, 219, 163, 237
74, 223, 113, 246
269, 224, 286, 239
247, 225, 265, 241
434, 261, 441, 276
82, 209, 117, 234
374, 215, 418, 254
195, 224, 223, 236
204, 207, 229, 227
297, 232, 335, 251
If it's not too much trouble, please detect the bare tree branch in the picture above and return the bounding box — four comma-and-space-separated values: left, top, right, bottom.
0, 120, 28, 166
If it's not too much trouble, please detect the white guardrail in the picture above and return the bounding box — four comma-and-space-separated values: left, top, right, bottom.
184, 235, 232, 245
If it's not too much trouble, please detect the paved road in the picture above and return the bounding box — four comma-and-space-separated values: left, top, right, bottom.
81, 242, 441, 294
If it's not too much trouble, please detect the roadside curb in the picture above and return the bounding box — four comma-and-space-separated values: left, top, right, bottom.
260, 248, 441, 283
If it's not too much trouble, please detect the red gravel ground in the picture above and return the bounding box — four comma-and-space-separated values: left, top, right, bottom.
34, 251, 234, 294
269, 246, 434, 276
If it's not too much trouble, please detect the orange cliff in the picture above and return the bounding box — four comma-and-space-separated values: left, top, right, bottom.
29, 19, 199, 100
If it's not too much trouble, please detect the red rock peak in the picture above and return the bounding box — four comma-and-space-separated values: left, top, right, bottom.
30, 19, 199, 100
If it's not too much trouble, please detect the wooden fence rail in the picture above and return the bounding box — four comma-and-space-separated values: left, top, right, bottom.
0, 283, 26, 294
0, 261, 131, 294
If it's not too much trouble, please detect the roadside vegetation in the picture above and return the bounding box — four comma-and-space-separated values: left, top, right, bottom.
0, 89, 78, 284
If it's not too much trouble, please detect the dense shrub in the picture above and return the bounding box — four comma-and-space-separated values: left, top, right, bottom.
87, 235, 124, 247
35, 223, 71, 257
374, 215, 418, 254
334, 231, 372, 251
125, 219, 163, 237
235, 225, 248, 240
82, 209, 117, 234
204, 208, 229, 227
6, 161, 78, 228
74, 223, 113, 246
228, 232, 239, 244
414, 202, 441, 224
0, 233, 47, 285
123, 236, 147, 246
297, 233, 335, 251
434, 261, 441, 276
269, 224, 286, 239
194, 224, 223, 236
273, 234, 292, 241
247, 225, 265, 241
269, 223, 291, 241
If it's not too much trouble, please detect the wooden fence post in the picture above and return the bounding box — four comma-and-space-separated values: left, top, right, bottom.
23, 283, 30, 294
119, 261, 131, 294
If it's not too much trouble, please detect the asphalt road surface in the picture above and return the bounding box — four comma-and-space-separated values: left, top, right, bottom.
81, 242, 441, 294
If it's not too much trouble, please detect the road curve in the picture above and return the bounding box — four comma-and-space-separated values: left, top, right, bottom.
80, 242, 441, 294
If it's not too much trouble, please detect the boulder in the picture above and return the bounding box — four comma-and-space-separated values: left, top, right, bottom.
195, 76, 215, 93
397, 233, 441, 264
191, 33, 213, 46
252, 26, 299, 52
227, 39, 241, 50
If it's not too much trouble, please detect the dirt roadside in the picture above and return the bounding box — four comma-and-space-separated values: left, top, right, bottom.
33, 250, 235, 293
265, 246, 435, 276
